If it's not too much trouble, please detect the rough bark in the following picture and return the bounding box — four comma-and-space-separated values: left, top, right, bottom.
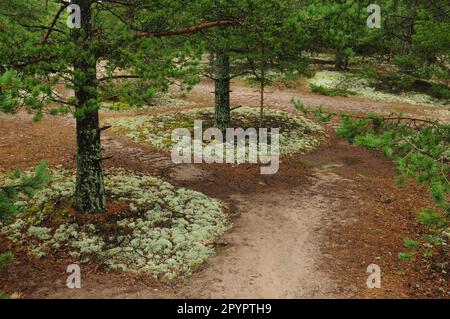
213, 52, 231, 132
73, 0, 106, 213
74, 90, 106, 213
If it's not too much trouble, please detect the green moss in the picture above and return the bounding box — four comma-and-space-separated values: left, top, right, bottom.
310, 83, 355, 97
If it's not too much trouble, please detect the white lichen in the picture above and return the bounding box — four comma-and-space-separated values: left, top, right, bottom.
310, 70, 448, 106
105, 106, 324, 157
0, 168, 230, 280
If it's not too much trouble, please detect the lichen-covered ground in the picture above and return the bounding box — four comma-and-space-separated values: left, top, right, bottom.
101, 93, 192, 112
105, 106, 324, 157
309, 70, 448, 106
0, 167, 229, 280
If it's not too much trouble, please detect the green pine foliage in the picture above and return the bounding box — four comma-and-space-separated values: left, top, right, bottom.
0, 162, 50, 299
0, 162, 50, 298
418, 209, 448, 228
0, 161, 50, 220
338, 116, 449, 264
0, 252, 13, 270
0, 70, 21, 113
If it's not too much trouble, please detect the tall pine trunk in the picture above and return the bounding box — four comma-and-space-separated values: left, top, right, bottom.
213, 52, 231, 131
73, 0, 106, 213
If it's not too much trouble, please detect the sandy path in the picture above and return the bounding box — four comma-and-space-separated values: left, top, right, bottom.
178, 171, 353, 299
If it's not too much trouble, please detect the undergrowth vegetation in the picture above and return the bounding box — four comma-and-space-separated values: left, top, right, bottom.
310, 83, 355, 97
309, 70, 450, 106
100, 93, 191, 113
0, 252, 13, 299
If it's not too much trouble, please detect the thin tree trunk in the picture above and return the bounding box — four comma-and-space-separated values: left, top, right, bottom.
259, 67, 265, 128
213, 51, 231, 131
73, 0, 106, 213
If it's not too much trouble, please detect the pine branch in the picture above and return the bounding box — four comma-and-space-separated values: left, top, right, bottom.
136, 20, 238, 38
98, 75, 141, 82
292, 99, 438, 126
230, 105, 243, 111
98, 125, 112, 132
42, 3, 69, 43
401, 136, 450, 163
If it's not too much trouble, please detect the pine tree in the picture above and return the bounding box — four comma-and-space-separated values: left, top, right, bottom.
0, 0, 238, 213
199, 0, 310, 129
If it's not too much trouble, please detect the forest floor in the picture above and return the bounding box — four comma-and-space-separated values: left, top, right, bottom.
188, 78, 450, 122
0, 78, 448, 298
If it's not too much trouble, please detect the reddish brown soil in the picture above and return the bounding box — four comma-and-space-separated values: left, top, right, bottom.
0, 82, 448, 298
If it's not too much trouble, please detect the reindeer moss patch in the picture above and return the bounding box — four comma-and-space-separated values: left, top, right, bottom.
0, 167, 230, 280
101, 93, 192, 112
310, 70, 448, 106
105, 106, 324, 156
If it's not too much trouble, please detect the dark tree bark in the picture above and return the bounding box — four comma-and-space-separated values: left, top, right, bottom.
74, 75, 106, 213
73, 0, 106, 213
213, 51, 231, 131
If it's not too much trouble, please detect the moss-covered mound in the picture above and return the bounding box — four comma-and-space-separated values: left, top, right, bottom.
105, 106, 324, 156
101, 93, 191, 112
0, 167, 229, 280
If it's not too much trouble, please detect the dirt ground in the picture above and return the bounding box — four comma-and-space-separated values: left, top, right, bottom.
0, 80, 448, 298
180, 78, 450, 122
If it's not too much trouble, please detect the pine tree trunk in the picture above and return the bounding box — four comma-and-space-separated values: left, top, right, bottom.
74, 89, 105, 213
213, 52, 231, 131
73, 0, 106, 213
259, 68, 265, 128
335, 49, 349, 70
